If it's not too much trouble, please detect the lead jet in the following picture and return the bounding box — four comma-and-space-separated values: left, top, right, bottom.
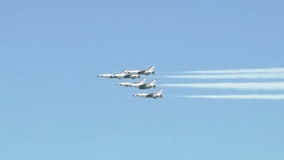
97, 70, 140, 79
125, 66, 155, 76
117, 79, 156, 89
133, 90, 163, 99
116, 78, 146, 87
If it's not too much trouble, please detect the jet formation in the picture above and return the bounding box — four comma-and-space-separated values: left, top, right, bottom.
98, 66, 163, 99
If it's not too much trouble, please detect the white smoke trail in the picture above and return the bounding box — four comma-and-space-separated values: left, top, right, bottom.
161, 82, 284, 90
163, 73, 284, 79
186, 68, 284, 74
183, 94, 284, 100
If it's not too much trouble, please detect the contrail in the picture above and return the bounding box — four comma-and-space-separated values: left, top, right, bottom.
161, 82, 284, 90
182, 94, 284, 100
162, 73, 284, 79
186, 68, 284, 74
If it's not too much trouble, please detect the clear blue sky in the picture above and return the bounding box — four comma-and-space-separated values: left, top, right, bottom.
1, 1, 284, 160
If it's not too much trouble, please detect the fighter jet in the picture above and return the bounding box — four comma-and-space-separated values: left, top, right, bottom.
125, 66, 155, 76
133, 90, 163, 99
117, 79, 156, 89
116, 78, 146, 87
97, 70, 140, 79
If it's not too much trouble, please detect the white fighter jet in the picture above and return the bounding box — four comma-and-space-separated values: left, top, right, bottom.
117, 79, 156, 89
97, 70, 140, 79
133, 90, 163, 99
126, 66, 155, 76
116, 78, 146, 87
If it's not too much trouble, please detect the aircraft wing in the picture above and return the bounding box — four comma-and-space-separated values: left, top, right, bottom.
146, 93, 155, 97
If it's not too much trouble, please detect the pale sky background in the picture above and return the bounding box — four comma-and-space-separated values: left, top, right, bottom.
1, 1, 284, 160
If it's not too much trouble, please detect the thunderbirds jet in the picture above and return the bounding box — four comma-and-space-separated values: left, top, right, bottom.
133, 90, 163, 99
116, 78, 146, 87
125, 66, 155, 76
97, 70, 140, 79
117, 79, 156, 89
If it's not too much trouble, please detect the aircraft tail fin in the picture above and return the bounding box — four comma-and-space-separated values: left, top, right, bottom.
147, 66, 155, 72
156, 89, 163, 95
150, 80, 156, 85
